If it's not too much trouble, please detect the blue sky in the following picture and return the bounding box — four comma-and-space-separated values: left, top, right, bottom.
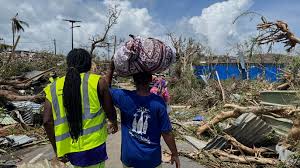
131, 0, 300, 36
0, 0, 299, 55
133, 0, 300, 24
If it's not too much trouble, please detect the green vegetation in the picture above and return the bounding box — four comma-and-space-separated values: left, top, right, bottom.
0, 51, 65, 79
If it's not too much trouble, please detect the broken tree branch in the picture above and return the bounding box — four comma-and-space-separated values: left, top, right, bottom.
223, 134, 269, 156
197, 104, 296, 135
210, 149, 278, 165
0, 90, 44, 102
90, 5, 120, 55
234, 11, 300, 52
256, 19, 300, 52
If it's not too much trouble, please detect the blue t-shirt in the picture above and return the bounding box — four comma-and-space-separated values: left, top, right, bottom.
110, 89, 172, 168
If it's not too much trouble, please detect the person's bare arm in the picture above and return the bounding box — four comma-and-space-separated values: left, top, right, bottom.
43, 100, 56, 153
98, 77, 118, 133
106, 61, 114, 87
162, 131, 180, 168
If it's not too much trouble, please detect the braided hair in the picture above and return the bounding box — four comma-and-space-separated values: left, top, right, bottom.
63, 48, 91, 141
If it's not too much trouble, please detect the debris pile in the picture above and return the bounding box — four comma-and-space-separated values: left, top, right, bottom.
169, 75, 300, 167
0, 51, 64, 167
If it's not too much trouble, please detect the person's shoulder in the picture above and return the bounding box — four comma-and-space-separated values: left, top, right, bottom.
150, 94, 166, 105
110, 88, 133, 95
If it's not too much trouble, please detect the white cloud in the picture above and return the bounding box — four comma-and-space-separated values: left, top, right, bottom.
187, 0, 254, 53
0, 0, 162, 55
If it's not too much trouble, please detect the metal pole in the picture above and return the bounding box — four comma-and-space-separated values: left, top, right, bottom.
63, 19, 81, 50
53, 39, 56, 55
113, 35, 117, 56
107, 43, 110, 60
71, 22, 74, 50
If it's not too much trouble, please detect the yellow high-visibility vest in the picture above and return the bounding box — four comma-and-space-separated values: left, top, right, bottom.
44, 73, 107, 157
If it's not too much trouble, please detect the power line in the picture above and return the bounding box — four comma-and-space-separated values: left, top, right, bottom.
18, 41, 51, 44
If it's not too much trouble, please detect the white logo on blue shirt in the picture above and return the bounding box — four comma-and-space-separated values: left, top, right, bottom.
130, 107, 152, 144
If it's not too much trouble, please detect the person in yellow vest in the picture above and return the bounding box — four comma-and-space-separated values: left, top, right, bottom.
43, 48, 118, 168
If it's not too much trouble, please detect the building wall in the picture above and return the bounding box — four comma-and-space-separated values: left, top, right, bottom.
194, 63, 284, 82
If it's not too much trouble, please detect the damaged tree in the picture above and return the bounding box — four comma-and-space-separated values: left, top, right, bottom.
90, 5, 120, 55
234, 11, 300, 52
256, 18, 300, 52
167, 33, 203, 79
11, 13, 29, 46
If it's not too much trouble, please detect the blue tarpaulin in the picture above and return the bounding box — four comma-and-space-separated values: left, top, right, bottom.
195, 63, 283, 82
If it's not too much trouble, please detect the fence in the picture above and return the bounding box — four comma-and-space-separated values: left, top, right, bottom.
194, 63, 284, 82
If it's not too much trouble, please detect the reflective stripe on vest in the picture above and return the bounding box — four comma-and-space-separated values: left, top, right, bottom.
55, 120, 106, 141
50, 73, 104, 142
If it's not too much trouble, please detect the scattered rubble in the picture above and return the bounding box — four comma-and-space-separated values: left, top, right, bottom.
168, 66, 300, 167
0, 49, 299, 168
0, 52, 62, 167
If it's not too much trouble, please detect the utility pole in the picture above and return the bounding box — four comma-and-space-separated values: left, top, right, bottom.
107, 42, 110, 61
53, 39, 56, 55
63, 19, 81, 50
113, 35, 117, 56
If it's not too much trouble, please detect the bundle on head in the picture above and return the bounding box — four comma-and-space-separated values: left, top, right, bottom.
63, 48, 91, 141
114, 35, 175, 77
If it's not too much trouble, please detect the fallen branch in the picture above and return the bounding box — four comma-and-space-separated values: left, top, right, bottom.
0, 85, 18, 92
197, 104, 294, 135
197, 110, 235, 135
223, 134, 269, 156
277, 82, 290, 90
210, 149, 278, 165
0, 90, 44, 102
0, 79, 23, 85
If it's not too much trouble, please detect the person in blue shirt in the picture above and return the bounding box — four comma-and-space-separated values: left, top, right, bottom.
107, 62, 180, 168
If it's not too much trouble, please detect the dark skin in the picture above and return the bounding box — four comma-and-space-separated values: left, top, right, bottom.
43, 76, 118, 159
107, 62, 180, 168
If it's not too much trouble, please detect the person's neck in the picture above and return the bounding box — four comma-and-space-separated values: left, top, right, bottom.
136, 85, 151, 96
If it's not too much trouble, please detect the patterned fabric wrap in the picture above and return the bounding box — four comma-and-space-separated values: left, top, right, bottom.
114, 37, 175, 77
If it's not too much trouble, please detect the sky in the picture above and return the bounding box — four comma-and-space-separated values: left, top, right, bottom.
0, 0, 299, 56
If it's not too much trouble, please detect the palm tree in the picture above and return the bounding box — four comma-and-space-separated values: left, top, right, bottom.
11, 13, 29, 45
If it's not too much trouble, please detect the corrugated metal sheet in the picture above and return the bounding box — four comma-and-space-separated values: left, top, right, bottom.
0, 114, 18, 125
204, 113, 273, 150
6, 135, 36, 147
260, 90, 300, 106
11, 101, 41, 114
11, 101, 42, 124
262, 115, 293, 136
24, 70, 44, 81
